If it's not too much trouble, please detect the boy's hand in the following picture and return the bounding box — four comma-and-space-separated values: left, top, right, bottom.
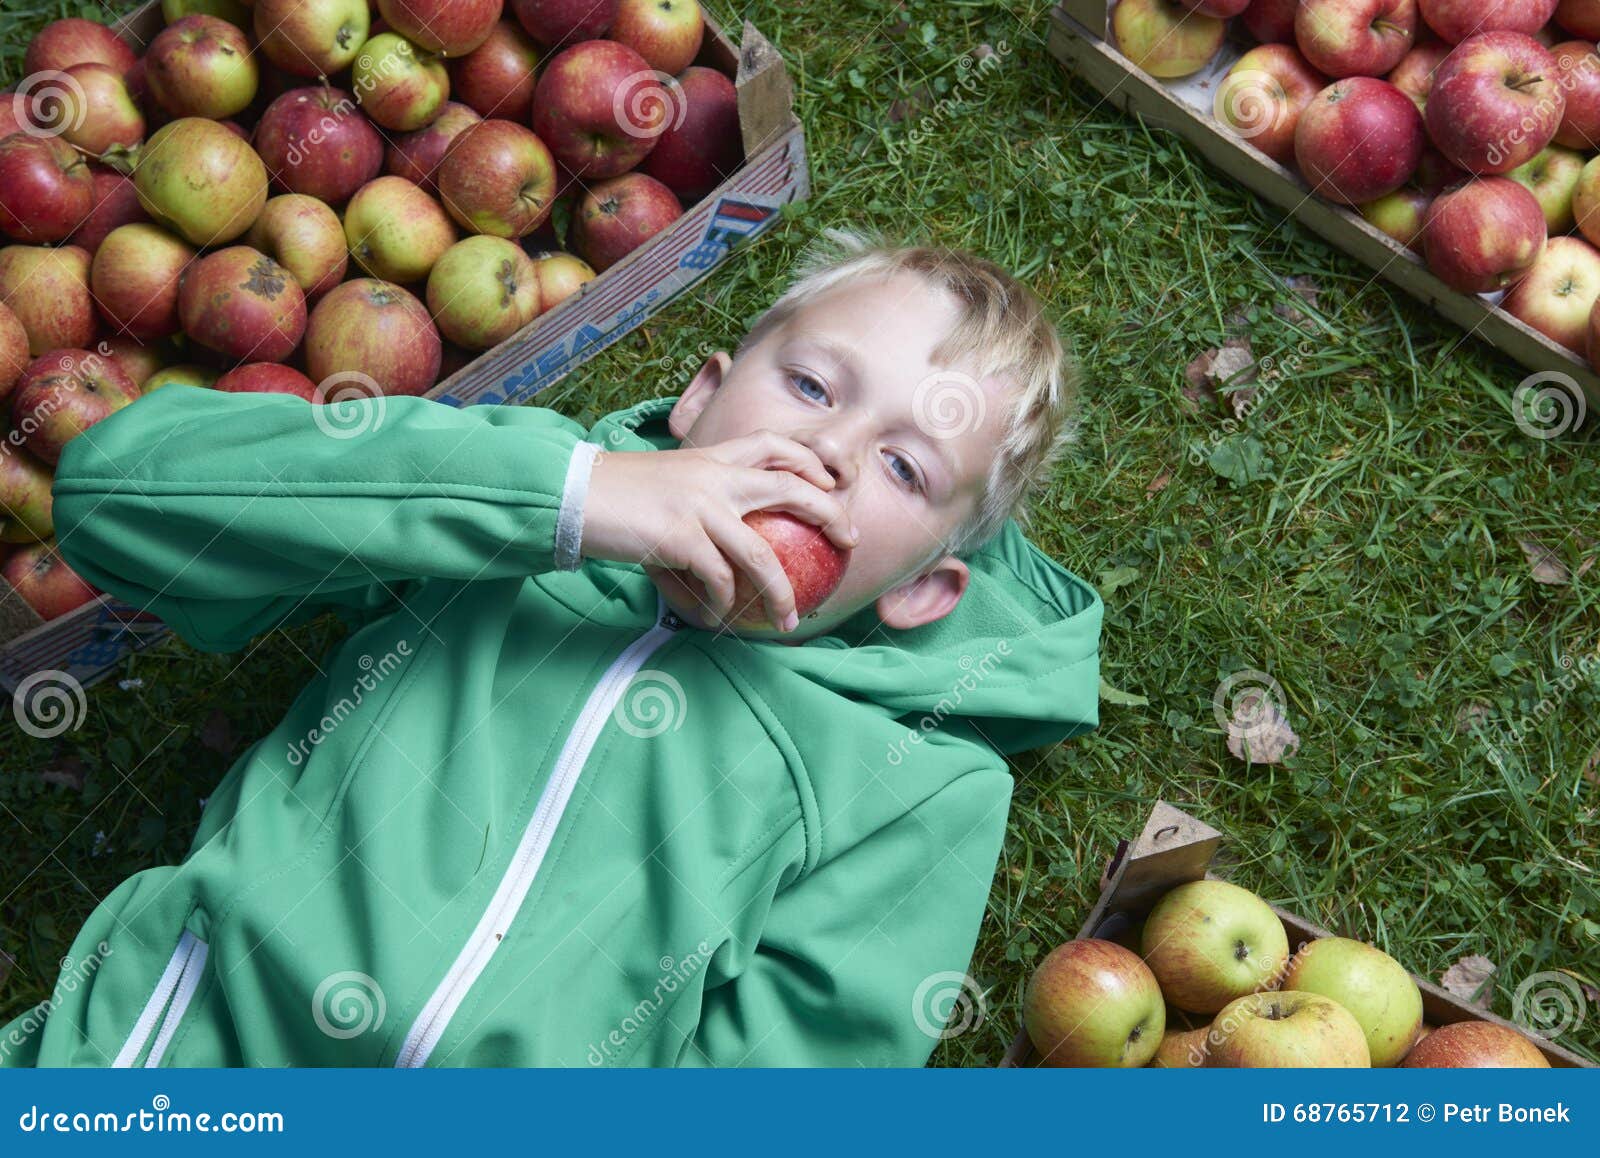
581, 430, 858, 630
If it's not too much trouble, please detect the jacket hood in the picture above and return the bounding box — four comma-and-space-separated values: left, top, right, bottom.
586, 397, 1103, 757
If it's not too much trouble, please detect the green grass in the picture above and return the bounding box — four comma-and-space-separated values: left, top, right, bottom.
3, 0, 1598, 1066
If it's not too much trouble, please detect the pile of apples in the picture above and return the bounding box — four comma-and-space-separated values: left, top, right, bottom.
0, 0, 743, 624
1023, 878, 1553, 1067
1113, 0, 1600, 370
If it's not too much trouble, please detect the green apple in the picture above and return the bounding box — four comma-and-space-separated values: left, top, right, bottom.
1282, 936, 1423, 1067
143, 364, 219, 393
1508, 145, 1585, 234
1112, 0, 1225, 79
1023, 939, 1165, 1067
1207, 991, 1371, 1067
1141, 879, 1290, 1014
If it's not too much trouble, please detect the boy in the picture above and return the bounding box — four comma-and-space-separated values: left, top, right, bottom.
2, 229, 1102, 1067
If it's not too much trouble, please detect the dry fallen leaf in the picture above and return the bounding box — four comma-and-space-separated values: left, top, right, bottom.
1440, 954, 1497, 1008
1273, 274, 1323, 325
1146, 469, 1173, 497
1183, 340, 1258, 413
38, 754, 86, 793
1519, 538, 1598, 586
1226, 689, 1300, 765
1454, 702, 1492, 736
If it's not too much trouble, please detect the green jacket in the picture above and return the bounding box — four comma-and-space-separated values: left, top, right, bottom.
3, 386, 1101, 1067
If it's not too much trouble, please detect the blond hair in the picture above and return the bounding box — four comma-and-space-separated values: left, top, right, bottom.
735, 227, 1078, 555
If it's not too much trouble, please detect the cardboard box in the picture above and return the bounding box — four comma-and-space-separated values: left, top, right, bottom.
1000, 800, 1593, 1068
0, 3, 808, 698
1048, 1, 1600, 411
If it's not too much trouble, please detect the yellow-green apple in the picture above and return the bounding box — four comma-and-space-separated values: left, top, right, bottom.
100, 336, 164, 388
179, 246, 308, 362
354, 33, 450, 131
255, 0, 370, 78
611, 0, 704, 76
71, 169, 150, 256
386, 101, 481, 194
1181, 0, 1251, 14
378, 0, 501, 57
1557, 0, 1600, 37
1, 541, 99, 621
216, 362, 320, 400
24, 19, 137, 76
1148, 1024, 1213, 1067
1214, 45, 1325, 165
1402, 1020, 1550, 1067
728, 512, 850, 627
247, 195, 348, 301
58, 63, 144, 155
437, 119, 557, 237
1281, 937, 1424, 1067
1206, 991, 1372, 1067
143, 363, 218, 392
450, 20, 540, 120
641, 66, 743, 202
0, 449, 54, 542
91, 223, 196, 341
0, 135, 95, 244
145, 14, 259, 120
532, 40, 667, 177
1423, 176, 1547, 291
1243, 0, 1299, 42
344, 175, 458, 283
254, 87, 384, 207
1427, 32, 1565, 174
1552, 41, 1600, 149
131, 118, 268, 245
1508, 144, 1584, 231
1296, 0, 1417, 78
1575, 154, 1600, 244
1361, 185, 1434, 249
1023, 939, 1166, 1068
1140, 880, 1290, 1015
1387, 41, 1450, 112
0, 304, 27, 403
10, 348, 139, 463
511, 0, 618, 45
1503, 235, 1600, 351
528, 250, 595, 311
305, 279, 442, 395
1295, 77, 1424, 204
570, 171, 681, 271
1112, 0, 1226, 78
1421, 0, 1558, 43
0, 245, 97, 355
163, 0, 252, 26
426, 236, 542, 349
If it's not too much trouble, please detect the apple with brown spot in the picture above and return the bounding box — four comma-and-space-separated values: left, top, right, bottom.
179, 245, 308, 363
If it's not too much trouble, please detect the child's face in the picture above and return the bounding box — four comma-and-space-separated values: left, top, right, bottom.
659, 270, 1013, 641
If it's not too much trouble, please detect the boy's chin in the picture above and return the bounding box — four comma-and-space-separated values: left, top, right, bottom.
645, 567, 839, 642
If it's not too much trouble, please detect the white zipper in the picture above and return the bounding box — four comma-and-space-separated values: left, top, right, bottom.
143, 936, 208, 1067
393, 610, 683, 1067
113, 929, 207, 1068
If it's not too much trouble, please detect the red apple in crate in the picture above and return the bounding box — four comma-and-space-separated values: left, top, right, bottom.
1387, 41, 1450, 112
69, 170, 149, 257
511, 0, 618, 45
0, 246, 97, 355
727, 511, 850, 627
255, 0, 371, 78
569, 172, 682, 271
1213, 45, 1324, 165
1140, 880, 1291, 1015
1552, 41, 1600, 150
91, 223, 197, 342
1281, 937, 1423, 1067
426, 235, 542, 350
1112, 0, 1226, 78
0, 100, 26, 139
529, 250, 595, 311
132, 118, 268, 246
0, 135, 94, 245
1180, 0, 1251, 15
1504, 236, 1600, 352
438, 119, 558, 237
145, 14, 259, 120
2, 541, 99, 621
144, 364, 219, 393
532, 40, 667, 178
254, 87, 384, 207
344, 176, 459, 283
1423, 177, 1546, 292
1557, 0, 1600, 37
1420, 0, 1558, 43
24, 19, 137, 77
610, 0, 704, 76
216, 362, 320, 400
247, 194, 349, 300
100, 336, 163, 390
1295, 78, 1424, 204
1360, 185, 1434, 249
57, 63, 144, 155
1022, 939, 1166, 1068
1243, 0, 1299, 42
1402, 1019, 1549, 1067
378, 0, 502, 57
0, 304, 28, 403
641, 66, 742, 203
11, 348, 140, 464
305, 279, 442, 396
354, 33, 451, 131
0, 448, 54, 543
1295, 0, 1417, 78
386, 102, 482, 197
451, 20, 541, 120
179, 246, 308, 363
1508, 145, 1584, 232
1414, 143, 1468, 192
1427, 33, 1565, 174
1206, 992, 1372, 1067
161, 0, 252, 25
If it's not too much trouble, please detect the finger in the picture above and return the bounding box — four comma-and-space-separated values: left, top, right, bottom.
682, 535, 736, 622
709, 512, 797, 630
722, 430, 834, 491
749, 470, 859, 551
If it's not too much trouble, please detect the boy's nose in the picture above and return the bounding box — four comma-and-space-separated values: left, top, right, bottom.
800, 427, 855, 488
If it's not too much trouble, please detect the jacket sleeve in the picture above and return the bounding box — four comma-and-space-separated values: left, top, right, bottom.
683, 758, 1013, 1067
50, 384, 601, 653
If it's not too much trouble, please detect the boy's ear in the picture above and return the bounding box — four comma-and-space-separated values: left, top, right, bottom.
875, 555, 969, 631
668, 351, 732, 441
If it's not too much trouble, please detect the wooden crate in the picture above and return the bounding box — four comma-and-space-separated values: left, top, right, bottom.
1000, 800, 1593, 1068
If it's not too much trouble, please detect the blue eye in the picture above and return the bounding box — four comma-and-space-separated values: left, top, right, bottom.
885, 450, 923, 492
789, 372, 827, 401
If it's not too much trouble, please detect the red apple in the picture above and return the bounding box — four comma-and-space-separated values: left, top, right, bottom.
532, 40, 666, 178
145, 14, 259, 120
640, 66, 742, 202
1414, 143, 1469, 192
304, 279, 442, 396
610, 0, 704, 77
1503, 235, 1600, 352
511, 0, 618, 45
725, 511, 849, 627
1023, 939, 1166, 1068
1552, 41, 1600, 150
179, 246, 308, 362
353, 32, 451, 131
1428, 33, 1565, 174
0, 134, 94, 244
1360, 184, 1435, 250
10, 348, 140, 464
254, 87, 385, 207
1402, 1020, 1550, 1066
1112, 0, 1226, 78
528, 250, 594, 311
1423, 177, 1547, 292
1213, 45, 1325, 165
1295, 77, 1424, 204
133, 118, 269, 246
1295, 0, 1418, 79
69, 169, 150, 256
247, 194, 349, 300
1556, 0, 1600, 38
385, 101, 482, 194
450, 20, 541, 120
255, 0, 371, 78
0, 304, 28, 404
438, 119, 557, 237
1387, 42, 1451, 112
0, 246, 97, 355
426, 235, 542, 349
24, 19, 136, 78
1243, 0, 1299, 42
344, 176, 458, 283
1507, 144, 1584, 232
1420, 0, 1558, 44
1, 541, 99, 621
569, 171, 681, 271
100, 336, 164, 390
215, 362, 320, 400
58, 63, 144, 155
91, 223, 197, 341
0, 448, 54, 542
378, 0, 502, 57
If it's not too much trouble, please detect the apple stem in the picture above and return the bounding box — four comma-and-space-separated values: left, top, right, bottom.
98, 143, 140, 177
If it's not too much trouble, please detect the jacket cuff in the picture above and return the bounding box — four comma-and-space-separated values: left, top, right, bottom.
554, 439, 601, 571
